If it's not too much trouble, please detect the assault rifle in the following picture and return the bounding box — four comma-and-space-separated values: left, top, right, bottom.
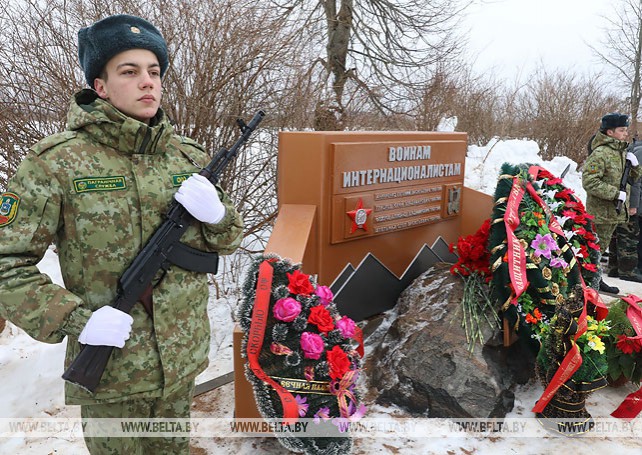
616, 150, 634, 215
62, 111, 265, 392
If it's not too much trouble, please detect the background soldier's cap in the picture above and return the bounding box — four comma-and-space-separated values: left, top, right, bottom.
600, 112, 630, 132
78, 14, 169, 89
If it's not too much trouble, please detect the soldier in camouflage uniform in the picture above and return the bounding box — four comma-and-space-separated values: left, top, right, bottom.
607, 139, 642, 281
0, 15, 244, 454
583, 113, 642, 294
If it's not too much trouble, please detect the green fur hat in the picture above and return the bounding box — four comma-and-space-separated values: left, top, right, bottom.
78, 14, 169, 88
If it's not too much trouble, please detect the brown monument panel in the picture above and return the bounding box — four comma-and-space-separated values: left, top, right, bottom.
277, 131, 467, 283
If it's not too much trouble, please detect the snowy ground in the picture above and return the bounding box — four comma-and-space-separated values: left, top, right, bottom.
2, 138, 642, 454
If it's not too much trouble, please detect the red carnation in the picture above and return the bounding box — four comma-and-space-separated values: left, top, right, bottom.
555, 189, 573, 202
616, 334, 642, 355
544, 177, 563, 185
581, 263, 598, 272
536, 169, 555, 180
587, 241, 600, 251
562, 209, 578, 221
449, 219, 491, 279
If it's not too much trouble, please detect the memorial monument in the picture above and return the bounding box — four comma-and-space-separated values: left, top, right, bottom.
234, 130, 492, 419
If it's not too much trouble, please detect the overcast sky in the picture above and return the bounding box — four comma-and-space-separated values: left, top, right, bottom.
463, 0, 613, 81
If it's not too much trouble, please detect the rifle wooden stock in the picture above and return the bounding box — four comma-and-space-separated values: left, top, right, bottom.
62, 111, 265, 392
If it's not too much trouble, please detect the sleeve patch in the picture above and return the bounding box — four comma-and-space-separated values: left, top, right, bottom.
0, 192, 21, 227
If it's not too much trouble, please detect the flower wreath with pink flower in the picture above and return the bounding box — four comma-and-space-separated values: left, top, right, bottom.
237, 253, 366, 454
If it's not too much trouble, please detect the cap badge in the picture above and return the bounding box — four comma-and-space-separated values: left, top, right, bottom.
130, 26, 141, 34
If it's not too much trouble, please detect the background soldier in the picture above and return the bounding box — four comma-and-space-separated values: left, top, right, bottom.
607, 137, 642, 282
582, 112, 641, 294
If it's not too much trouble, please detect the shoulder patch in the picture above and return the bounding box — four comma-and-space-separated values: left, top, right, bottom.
585, 163, 600, 174
0, 192, 20, 227
31, 131, 77, 156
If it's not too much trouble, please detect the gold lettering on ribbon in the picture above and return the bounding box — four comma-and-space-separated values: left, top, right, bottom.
504, 177, 528, 303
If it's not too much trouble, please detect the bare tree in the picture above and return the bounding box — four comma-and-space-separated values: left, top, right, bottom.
270, 0, 469, 130
0, 0, 317, 295
589, 0, 642, 136
0, 0, 82, 186
515, 67, 623, 163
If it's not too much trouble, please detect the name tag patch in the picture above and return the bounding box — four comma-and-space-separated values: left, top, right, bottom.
73, 176, 127, 193
0, 192, 20, 227
172, 173, 193, 187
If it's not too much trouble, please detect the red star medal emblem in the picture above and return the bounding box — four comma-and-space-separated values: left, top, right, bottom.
347, 198, 372, 233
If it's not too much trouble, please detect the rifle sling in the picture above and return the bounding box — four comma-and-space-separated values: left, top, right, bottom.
167, 242, 219, 274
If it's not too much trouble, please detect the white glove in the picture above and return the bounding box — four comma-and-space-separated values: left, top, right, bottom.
618, 190, 627, 202
627, 152, 639, 167
174, 174, 226, 224
78, 306, 133, 348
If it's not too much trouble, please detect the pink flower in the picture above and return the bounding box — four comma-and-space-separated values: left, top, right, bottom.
300, 332, 325, 359
531, 233, 558, 259
335, 315, 356, 338
315, 285, 334, 306
273, 297, 301, 322
347, 402, 367, 421
549, 257, 568, 269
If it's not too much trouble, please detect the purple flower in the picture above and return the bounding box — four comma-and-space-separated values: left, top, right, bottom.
335, 315, 356, 338
313, 406, 331, 423
531, 233, 558, 259
295, 394, 309, 417
348, 403, 367, 421
300, 332, 325, 359
549, 257, 568, 269
315, 285, 334, 306
330, 403, 367, 431
273, 297, 301, 322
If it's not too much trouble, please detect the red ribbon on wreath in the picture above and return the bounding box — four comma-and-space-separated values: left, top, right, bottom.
611, 294, 642, 420
504, 176, 529, 305
246, 260, 300, 423
532, 302, 587, 413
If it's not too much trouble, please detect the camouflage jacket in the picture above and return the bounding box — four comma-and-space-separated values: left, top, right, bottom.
0, 90, 244, 404
582, 131, 641, 225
